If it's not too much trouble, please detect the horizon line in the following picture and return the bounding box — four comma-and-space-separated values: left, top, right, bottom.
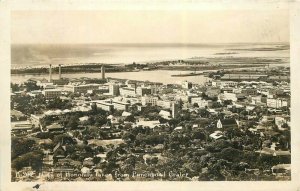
11, 42, 290, 46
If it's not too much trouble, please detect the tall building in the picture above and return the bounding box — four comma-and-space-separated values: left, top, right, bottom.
101, 65, 105, 79
109, 84, 120, 96
172, 102, 180, 118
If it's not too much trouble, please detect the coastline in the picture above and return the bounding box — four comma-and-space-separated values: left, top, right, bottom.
11, 56, 289, 75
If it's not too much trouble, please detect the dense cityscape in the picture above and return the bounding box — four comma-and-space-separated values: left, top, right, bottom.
11, 63, 291, 181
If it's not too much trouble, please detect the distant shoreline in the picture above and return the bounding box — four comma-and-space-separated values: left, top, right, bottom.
11, 55, 289, 75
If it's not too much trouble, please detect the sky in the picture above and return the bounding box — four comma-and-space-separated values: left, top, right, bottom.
11, 10, 289, 44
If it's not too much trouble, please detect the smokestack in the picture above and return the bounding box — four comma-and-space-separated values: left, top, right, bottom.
49, 64, 52, 82
59, 64, 62, 79
101, 65, 105, 79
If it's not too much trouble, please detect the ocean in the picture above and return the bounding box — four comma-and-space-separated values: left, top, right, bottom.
11, 43, 289, 69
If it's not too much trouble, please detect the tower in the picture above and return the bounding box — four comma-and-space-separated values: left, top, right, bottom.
49, 64, 52, 82
58, 64, 62, 79
101, 65, 105, 79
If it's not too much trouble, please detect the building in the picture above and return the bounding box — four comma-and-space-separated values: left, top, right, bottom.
191, 97, 213, 108
141, 96, 159, 106
64, 84, 100, 94
119, 87, 136, 97
206, 87, 221, 98
136, 87, 152, 96
172, 102, 180, 118
223, 92, 238, 102
159, 110, 171, 119
112, 101, 130, 111
30, 114, 44, 128
209, 131, 224, 140
275, 116, 289, 129
182, 81, 192, 89
11, 121, 33, 134
267, 98, 289, 108
271, 164, 291, 176
157, 100, 173, 109
241, 88, 257, 96
217, 119, 239, 129
109, 84, 120, 96
43, 89, 62, 100
28, 90, 43, 97
93, 101, 114, 112
212, 81, 238, 87
87, 86, 109, 94
251, 95, 262, 104
221, 74, 268, 81
44, 123, 64, 132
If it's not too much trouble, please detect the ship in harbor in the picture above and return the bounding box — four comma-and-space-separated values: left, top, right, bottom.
171, 72, 204, 77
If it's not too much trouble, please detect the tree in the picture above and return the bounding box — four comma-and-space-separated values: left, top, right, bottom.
178, 99, 183, 110
23, 81, 41, 91
93, 157, 102, 165
223, 100, 232, 106
11, 151, 43, 172
191, 130, 206, 140
95, 115, 107, 127
11, 137, 36, 159
66, 115, 79, 129
125, 115, 135, 122
11, 83, 20, 92
53, 134, 74, 145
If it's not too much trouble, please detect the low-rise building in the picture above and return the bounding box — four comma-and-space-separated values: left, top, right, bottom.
112, 101, 130, 111
267, 98, 289, 108
136, 87, 152, 96
93, 100, 114, 112
64, 84, 100, 94
119, 87, 136, 97
141, 96, 159, 106
43, 89, 62, 99
217, 118, 239, 129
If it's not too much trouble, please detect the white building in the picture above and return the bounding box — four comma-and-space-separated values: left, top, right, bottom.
109, 84, 119, 96
64, 84, 100, 93
112, 101, 130, 111
119, 87, 136, 97
93, 101, 114, 112
212, 81, 238, 87
223, 92, 238, 102
159, 110, 171, 119
157, 100, 173, 109
191, 97, 212, 108
267, 98, 288, 108
182, 81, 192, 89
136, 87, 152, 96
43, 89, 62, 99
141, 96, 159, 106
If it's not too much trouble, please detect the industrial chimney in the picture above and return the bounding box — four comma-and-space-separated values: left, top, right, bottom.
49, 64, 52, 82
101, 65, 105, 79
59, 64, 62, 79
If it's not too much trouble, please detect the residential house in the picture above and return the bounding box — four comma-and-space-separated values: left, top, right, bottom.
217, 118, 239, 129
